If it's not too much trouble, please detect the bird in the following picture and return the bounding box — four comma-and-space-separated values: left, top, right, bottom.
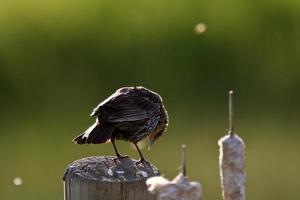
73, 86, 169, 162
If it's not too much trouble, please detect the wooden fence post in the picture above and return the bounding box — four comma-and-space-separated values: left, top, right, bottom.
63, 156, 159, 200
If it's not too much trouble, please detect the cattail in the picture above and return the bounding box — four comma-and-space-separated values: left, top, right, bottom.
146, 145, 203, 200
219, 90, 246, 200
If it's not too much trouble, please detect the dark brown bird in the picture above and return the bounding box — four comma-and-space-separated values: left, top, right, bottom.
73, 86, 169, 162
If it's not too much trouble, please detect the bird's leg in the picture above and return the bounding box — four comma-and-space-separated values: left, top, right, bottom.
134, 142, 147, 163
111, 138, 128, 159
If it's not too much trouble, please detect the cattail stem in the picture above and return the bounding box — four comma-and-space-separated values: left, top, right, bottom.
181, 144, 187, 177
229, 90, 234, 136
219, 90, 245, 200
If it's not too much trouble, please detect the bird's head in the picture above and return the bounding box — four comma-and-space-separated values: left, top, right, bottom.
149, 107, 168, 146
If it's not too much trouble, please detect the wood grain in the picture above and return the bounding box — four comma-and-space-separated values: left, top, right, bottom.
63, 156, 159, 200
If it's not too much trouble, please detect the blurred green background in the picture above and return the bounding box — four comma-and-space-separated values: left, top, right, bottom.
1, 0, 300, 199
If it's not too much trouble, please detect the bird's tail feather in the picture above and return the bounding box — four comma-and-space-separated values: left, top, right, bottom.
73, 123, 114, 144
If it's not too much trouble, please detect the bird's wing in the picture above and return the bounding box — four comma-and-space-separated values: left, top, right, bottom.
106, 95, 161, 122
90, 93, 119, 116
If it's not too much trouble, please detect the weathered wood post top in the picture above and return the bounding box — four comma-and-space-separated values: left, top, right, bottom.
63, 156, 160, 200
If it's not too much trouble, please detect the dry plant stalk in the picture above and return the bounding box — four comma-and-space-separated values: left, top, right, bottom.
219, 90, 245, 200
146, 145, 203, 200
147, 174, 202, 200
219, 134, 245, 200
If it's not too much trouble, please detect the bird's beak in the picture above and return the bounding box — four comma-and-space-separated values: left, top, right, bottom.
147, 134, 155, 150
150, 139, 155, 146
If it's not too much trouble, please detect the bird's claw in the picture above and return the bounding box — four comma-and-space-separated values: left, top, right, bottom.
136, 158, 150, 166
113, 154, 129, 163
117, 154, 129, 160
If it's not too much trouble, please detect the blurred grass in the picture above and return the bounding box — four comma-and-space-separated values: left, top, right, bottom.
0, 0, 300, 199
